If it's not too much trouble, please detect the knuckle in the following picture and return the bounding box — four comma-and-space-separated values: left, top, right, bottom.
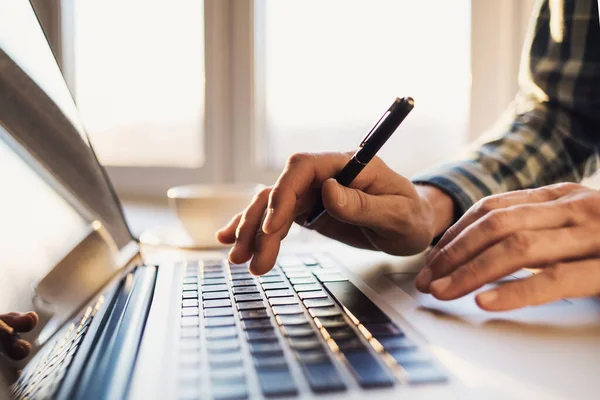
355, 190, 370, 211
549, 182, 582, 196
505, 232, 532, 254
438, 245, 460, 267
255, 187, 272, 203
480, 209, 507, 233
287, 152, 312, 166
475, 196, 502, 217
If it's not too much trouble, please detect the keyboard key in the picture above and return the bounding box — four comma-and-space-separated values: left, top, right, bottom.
336, 337, 365, 351
208, 339, 240, 353
388, 349, 431, 365
182, 307, 199, 317
262, 283, 289, 291
183, 277, 198, 284
326, 326, 357, 341
204, 299, 232, 308
302, 362, 346, 393
236, 301, 266, 311
293, 284, 322, 292
204, 272, 226, 279
301, 256, 319, 266
180, 352, 201, 367
232, 279, 256, 287
242, 319, 273, 330
183, 291, 199, 299
288, 337, 322, 350
309, 307, 341, 318
303, 298, 334, 308
202, 278, 227, 285
182, 284, 198, 291
289, 277, 317, 285
211, 366, 246, 383
257, 370, 298, 397
209, 352, 244, 367
277, 256, 304, 268
235, 293, 263, 302
203, 291, 230, 300
298, 291, 327, 300
402, 363, 448, 384
364, 323, 403, 337
233, 286, 259, 295
265, 289, 294, 298
269, 297, 298, 306
259, 276, 284, 283
182, 299, 199, 308
344, 350, 395, 388
249, 342, 283, 356
316, 273, 348, 283
180, 327, 200, 338
276, 314, 309, 326
281, 325, 315, 337
203, 284, 229, 292
323, 281, 390, 324
377, 336, 417, 351
205, 308, 234, 317
181, 316, 200, 327
295, 349, 328, 364
239, 309, 269, 320
246, 329, 278, 342
180, 339, 200, 351
253, 355, 288, 370
212, 383, 248, 400
205, 316, 236, 327
272, 305, 304, 315
285, 271, 313, 278
206, 327, 238, 340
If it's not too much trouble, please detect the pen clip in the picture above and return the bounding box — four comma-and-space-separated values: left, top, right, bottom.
360, 110, 391, 147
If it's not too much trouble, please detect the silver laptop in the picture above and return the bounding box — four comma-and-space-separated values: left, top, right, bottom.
2, 2, 599, 400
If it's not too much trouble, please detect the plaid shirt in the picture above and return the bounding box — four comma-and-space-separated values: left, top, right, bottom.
413, 0, 600, 218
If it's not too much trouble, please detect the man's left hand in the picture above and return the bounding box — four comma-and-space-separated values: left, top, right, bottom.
415, 183, 600, 311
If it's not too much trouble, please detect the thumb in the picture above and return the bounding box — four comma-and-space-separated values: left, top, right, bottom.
321, 178, 398, 230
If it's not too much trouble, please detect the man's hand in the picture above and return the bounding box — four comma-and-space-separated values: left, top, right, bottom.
216, 152, 455, 275
416, 183, 600, 311
0, 312, 38, 360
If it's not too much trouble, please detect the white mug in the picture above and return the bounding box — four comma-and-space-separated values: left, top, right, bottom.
168, 183, 263, 248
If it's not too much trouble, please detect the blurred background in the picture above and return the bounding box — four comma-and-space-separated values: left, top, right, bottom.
30, 0, 537, 227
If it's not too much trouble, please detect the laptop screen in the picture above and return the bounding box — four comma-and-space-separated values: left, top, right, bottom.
0, 2, 134, 310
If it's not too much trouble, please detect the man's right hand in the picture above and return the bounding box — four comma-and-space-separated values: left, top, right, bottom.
216, 152, 455, 275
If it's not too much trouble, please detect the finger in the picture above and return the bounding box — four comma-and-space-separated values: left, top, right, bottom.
262, 152, 352, 234
428, 184, 579, 262
428, 227, 600, 300
476, 259, 600, 311
1, 337, 32, 360
321, 178, 412, 233
248, 230, 281, 276
229, 188, 271, 264
216, 212, 243, 244
0, 312, 38, 333
417, 201, 574, 291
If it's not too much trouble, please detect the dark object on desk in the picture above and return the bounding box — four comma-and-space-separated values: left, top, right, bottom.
304, 97, 415, 226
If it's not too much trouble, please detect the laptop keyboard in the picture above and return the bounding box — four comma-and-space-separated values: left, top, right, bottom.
178, 254, 448, 399
10, 296, 104, 400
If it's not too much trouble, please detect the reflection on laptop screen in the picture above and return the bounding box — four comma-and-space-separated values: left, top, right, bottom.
0, 128, 89, 312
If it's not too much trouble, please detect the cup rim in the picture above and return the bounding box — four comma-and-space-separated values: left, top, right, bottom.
167, 183, 264, 199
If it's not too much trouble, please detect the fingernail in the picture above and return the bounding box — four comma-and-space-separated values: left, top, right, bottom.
335, 180, 346, 207
430, 276, 452, 293
415, 268, 432, 288
262, 207, 275, 232
476, 290, 498, 306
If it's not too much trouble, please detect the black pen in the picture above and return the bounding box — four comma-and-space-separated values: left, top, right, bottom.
304, 97, 414, 227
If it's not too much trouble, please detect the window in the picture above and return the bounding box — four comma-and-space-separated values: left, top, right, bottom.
256, 0, 471, 176
64, 0, 205, 168
51, 0, 535, 198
